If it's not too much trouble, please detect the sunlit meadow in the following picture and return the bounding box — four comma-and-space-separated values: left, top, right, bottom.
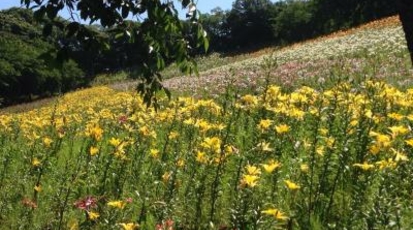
1, 16, 413, 229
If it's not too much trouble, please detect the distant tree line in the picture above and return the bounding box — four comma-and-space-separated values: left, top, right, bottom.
0, 8, 85, 106
0, 0, 399, 107
201, 0, 397, 52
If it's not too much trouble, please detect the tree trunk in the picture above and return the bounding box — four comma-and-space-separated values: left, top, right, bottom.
397, 0, 413, 65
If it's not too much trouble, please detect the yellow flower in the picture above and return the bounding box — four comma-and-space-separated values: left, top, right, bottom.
275, 124, 290, 134
365, 110, 373, 119
89, 146, 99, 156
196, 120, 212, 132
353, 162, 375, 171
201, 137, 221, 153
176, 159, 185, 167
150, 149, 159, 159
350, 119, 359, 127
241, 174, 259, 188
32, 158, 41, 167
284, 180, 300, 190
261, 160, 281, 173
139, 126, 156, 138
120, 223, 139, 230
257, 119, 273, 131
241, 94, 258, 106
168, 131, 179, 140
388, 113, 404, 121
34, 185, 42, 192
316, 146, 325, 156
257, 142, 274, 152
43, 137, 53, 148
389, 125, 409, 138
86, 125, 103, 141
183, 118, 195, 125
88, 211, 100, 220
262, 208, 288, 221
300, 164, 309, 173
405, 138, 413, 147
289, 108, 305, 120
245, 164, 261, 175
326, 137, 335, 148
224, 145, 235, 155
369, 144, 381, 155
109, 137, 121, 147
392, 149, 408, 162
376, 158, 397, 170
319, 128, 328, 136
107, 200, 126, 209
196, 151, 208, 164
214, 123, 226, 130
375, 133, 391, 147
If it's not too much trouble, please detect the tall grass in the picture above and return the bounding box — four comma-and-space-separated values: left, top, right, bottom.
1, 75, 413, 229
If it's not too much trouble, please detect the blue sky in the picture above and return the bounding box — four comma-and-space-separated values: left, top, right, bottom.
0, 0, 234, 19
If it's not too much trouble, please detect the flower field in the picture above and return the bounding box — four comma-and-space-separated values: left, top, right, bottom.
163, 16, 412, 97
2, 16, 413, 229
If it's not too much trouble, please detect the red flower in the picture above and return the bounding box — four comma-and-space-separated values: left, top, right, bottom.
74, 196, 97, 211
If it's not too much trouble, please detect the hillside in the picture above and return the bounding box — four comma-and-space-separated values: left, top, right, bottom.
2, 15, 411, 114
2, 15, 413, 229
160, 16, 411, 96
110, 16, 410, 97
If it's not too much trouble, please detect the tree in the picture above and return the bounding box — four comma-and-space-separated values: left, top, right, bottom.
311, 0, 397, 35
272, 1, 313, 44
226, 0, 274, 48
0, 8, 85, 106
397, 0, 413, 65
20, 0, 208, 105
200, 7, 230, 52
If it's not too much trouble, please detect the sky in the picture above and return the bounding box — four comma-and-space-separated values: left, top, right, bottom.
0, 0, 234, 20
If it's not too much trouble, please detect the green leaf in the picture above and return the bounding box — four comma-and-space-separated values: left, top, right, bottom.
156, 55, 165, 70
46, 5, 59, 19
122, 6, 129, 19
43, 23, 53, 37
115, 32, 124, 40
203, 36, 209, 53
33, 6, 46, 21
66, 22, 79, 37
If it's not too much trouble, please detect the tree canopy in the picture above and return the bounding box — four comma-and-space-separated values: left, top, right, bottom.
0, 8, 84, 106
20, 0, 208, 106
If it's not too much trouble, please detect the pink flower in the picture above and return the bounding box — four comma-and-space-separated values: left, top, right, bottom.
119, 115, 128, 124
74, 196, 97, 211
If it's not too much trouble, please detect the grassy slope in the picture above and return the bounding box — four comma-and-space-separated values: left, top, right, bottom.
2, 16, 411, 113
161, 16, 411, 97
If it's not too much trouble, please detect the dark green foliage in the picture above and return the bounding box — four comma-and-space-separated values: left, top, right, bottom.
20, 0, 207, 107
0, 8, 85, 106
312, 0, 397, 34
272, 1, 313, 44
199, 8, 230, 52
226, 0, 274, 48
